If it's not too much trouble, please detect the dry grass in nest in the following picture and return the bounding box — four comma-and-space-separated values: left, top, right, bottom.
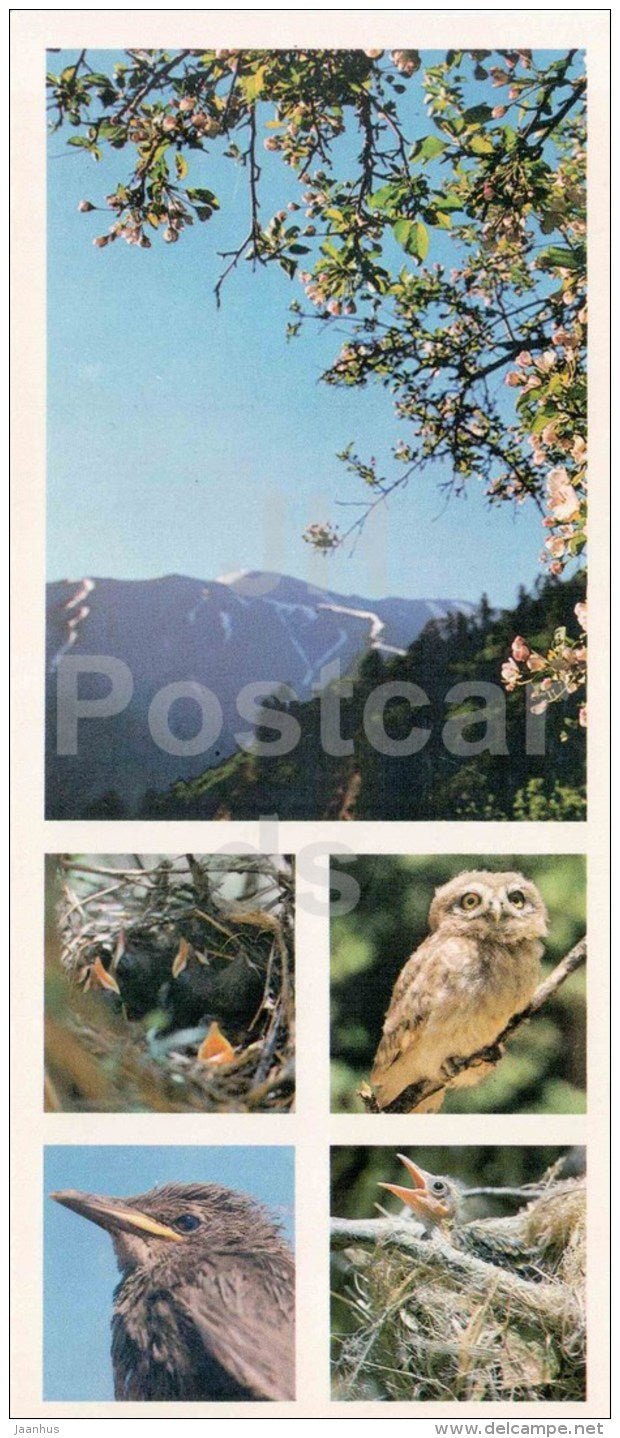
331, 1181, 586, 1403
45, 854, 294, 1113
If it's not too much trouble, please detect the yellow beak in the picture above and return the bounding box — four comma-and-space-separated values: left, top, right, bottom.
51, 1189, 183, 1242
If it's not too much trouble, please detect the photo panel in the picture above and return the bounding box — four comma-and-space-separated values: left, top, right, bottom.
8, 9, 610, 1422
44, 44, 588, 825
45, 853, 294, 1113
44, 1144, 296, 1403
330, 853, 586, 1114
330, 1143, 586, 1403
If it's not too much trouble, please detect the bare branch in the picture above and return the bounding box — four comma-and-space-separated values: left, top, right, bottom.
115, 49, 193, 122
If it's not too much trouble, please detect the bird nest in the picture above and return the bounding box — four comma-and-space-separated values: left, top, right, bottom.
331, 1177, 586, 1403
46, 854, 295, 1113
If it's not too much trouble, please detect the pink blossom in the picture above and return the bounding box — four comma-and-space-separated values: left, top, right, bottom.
547, 467, 580, 521
511, 635, 531, 662
516, 350, 532, 367
501, 658, 520, 689
574, 601, 587, 632
578, 705, 587, 727
526, 652, 546, 673
505, 371, 523, 387
536, 351, 557, 373
541, 422, 559, 445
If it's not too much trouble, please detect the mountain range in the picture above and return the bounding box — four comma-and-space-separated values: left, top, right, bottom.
46, 570, 472, 817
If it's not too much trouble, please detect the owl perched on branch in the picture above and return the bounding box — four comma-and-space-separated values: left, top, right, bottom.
369, 870, 548, 1112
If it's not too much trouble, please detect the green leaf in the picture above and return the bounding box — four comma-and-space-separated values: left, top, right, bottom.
538, 245, 581, 271
187, 187, 220, 208
529, 405, 559, 434
175, 152, 188, 179
367, 183, 400, 211
67, 136, 101, 160
413, 134, 446, 161
468, 134, 494, 155
242, 66, 266, 101
462, 103, 493, 125
392, 218, 429, 260
433, 193, 463, 212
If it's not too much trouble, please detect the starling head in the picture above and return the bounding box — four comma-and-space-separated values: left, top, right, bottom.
51, 1181, 295, 1401
51, 1181, 287, 1273
378, 1154, 463, 1233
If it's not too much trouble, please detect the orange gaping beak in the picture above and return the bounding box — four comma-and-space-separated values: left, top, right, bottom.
91, 955, 121, 994
378, 1153, 452, 1223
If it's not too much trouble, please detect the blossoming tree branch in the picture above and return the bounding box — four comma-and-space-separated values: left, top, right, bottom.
48, 47, 587, 717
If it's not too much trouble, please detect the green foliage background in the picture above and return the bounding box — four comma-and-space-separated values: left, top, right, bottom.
331, 853, 586, 1113
133, 573, 587, 823
331, 1144, 579, 1220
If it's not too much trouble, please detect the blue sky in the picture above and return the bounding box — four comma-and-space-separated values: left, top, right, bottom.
44, 1144, 295, 1402
47, 50, 554, 607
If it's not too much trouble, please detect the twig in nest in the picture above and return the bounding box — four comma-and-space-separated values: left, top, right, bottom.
330, 1216, 580, 1329
359, 938, 586, 1113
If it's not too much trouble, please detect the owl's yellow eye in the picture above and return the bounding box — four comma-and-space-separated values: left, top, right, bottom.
508, 889, 526, 908
460, 892, 481, 911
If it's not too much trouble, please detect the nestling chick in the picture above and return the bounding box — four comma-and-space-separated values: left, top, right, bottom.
370, 870, 547, 1111
379, 1153, 583, 1284
51, 1181, 295, 1400
93, 926, 266, 1035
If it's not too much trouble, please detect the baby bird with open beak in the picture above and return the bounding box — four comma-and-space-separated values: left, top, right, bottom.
379, 1153, 463, 1234
378, 1154, 550, 1282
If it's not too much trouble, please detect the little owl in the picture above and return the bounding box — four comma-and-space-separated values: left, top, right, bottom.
369, 869, 548, 1112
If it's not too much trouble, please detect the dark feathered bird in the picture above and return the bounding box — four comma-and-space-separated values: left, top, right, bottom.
51, 1181, 295, 1401
95, 927, 267, 1034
